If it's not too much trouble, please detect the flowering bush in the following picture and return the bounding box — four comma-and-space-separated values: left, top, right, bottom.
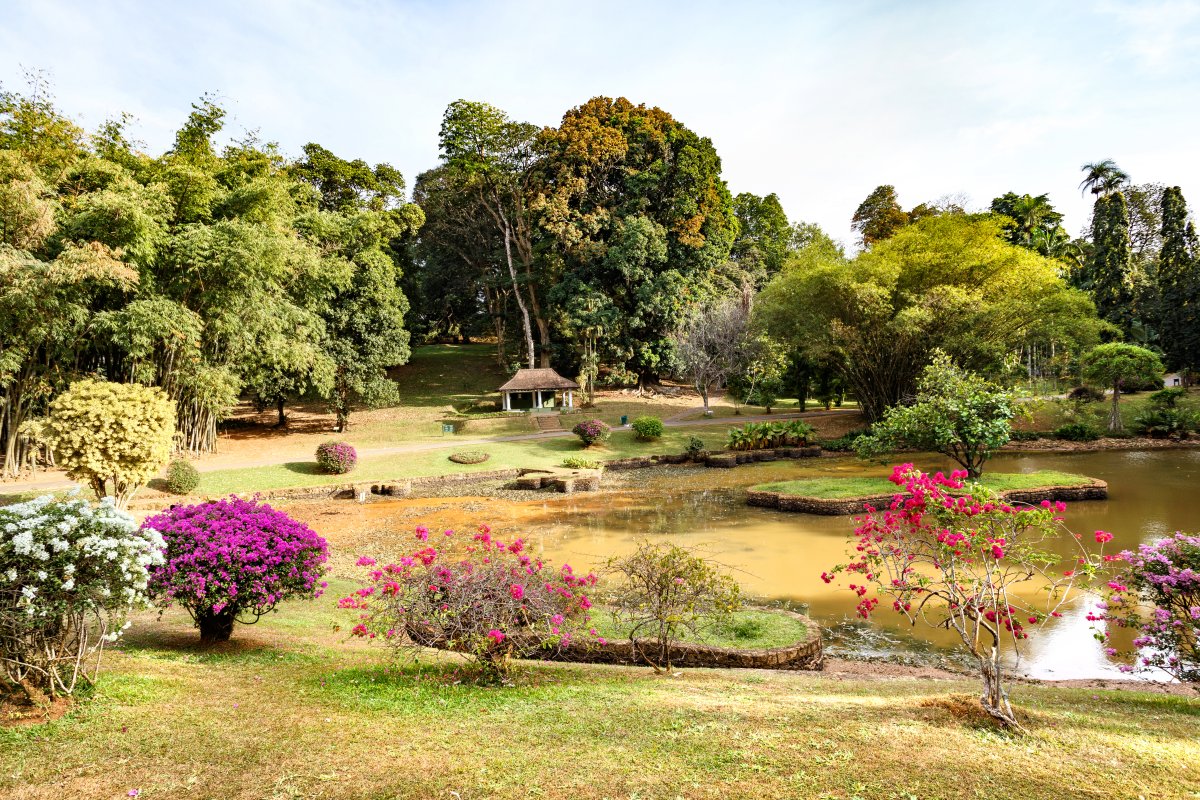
1098, 533, 1200, 682
143, 498, 328, 643
571, 419, 611, 447
0, 495, 164, 703
823, 464, 1109, 728
315, 441, 357, 474
342, 524, 597, 680
606, 541, 741, 672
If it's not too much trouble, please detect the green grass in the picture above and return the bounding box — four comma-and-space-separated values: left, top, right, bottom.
194, 426, 732, 495
1016, 387, 1200, 434
3, 590, 1196, 799
754, 470, 1095, 499
589, 608, 809, 649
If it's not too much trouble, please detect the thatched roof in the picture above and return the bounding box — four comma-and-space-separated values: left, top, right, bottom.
498, 368, 580, 392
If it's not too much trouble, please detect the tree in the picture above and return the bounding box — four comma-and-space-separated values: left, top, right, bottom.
1084, 191, 1135, 333
43, 380, 175, 507
989, 192, 1064, 247
293, 142, 406, 212
851, 185, 909, 247
672, 296, 750, 413
1080, 343, 1164, 432
824, 465, 1109, 729
730, 192, 793, 287
1156, 186, 1199, 374
854, 353, 1015, 477
1079, 159, 1129, 198
536, 96, 736, 384
757, 214, 1101, 422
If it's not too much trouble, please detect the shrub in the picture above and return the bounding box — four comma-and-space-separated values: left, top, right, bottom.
0, 495, 164, 703
1099, 533, 1200, 681
819, 428, 870, 452
448, 451, 490, 465
165, 459, 200, 494
572, 419, 611, 447
315, 441, 357, 474
726, 420, 815, 451
1066, 386, 1105, 403
144, 498, 328, 643
631, 416, 665, 441
824, 465, 1109, 729
43, 379, 175, 508
1134, 407, 1197, 439
343, 524, 597, 680
1008, 430, 1043, 442
1148, 387, 1187, 408
561, 456, 601, 469
1054, 421, 1102, 442
684, 435, 706, 459
606, 541, 742, 672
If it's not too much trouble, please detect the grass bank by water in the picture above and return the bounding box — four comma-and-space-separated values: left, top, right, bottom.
753, 470, 1096, 500
589, 607, 809, 650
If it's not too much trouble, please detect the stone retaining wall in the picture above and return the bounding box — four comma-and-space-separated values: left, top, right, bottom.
414, 611, 824, 671
748, 478, 1109, 516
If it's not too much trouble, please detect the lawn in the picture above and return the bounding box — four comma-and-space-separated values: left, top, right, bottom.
1014, 387, 1200, 434
2, 589, 1196, 799
753, 470, 1096, 500
588, 607, 809, 650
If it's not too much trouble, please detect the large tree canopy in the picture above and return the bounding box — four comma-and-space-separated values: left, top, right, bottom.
757, 214, 1102, 421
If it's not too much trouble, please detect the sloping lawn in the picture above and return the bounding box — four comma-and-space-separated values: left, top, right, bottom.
2, 594, 1196, 800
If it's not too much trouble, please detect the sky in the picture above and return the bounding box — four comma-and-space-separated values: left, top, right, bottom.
1, 0, 1198, 247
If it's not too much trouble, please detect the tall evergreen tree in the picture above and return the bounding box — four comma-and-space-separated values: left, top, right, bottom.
1087, 192, 1135, 333
1156, 186, 1199, 373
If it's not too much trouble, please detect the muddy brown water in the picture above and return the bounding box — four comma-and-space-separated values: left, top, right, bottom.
308, 449, 1200, 680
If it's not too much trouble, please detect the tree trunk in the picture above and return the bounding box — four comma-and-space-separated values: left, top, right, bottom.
497, 207, 536, 369
198, 610, 236, 644
275, 397, 286, 427
1109, 383, 1122, 432
978, 650, 1021, 729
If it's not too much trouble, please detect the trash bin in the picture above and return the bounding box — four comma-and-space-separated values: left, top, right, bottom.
620, 415, 628, 426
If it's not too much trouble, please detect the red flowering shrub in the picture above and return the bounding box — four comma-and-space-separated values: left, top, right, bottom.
144, 498, 329, 643
315, 441, 357, 474
342, 524, 597, 680
571, 419, 611, 447
823, 464, 1109, 728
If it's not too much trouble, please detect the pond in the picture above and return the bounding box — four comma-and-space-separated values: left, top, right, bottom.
323, 448, 1200, 680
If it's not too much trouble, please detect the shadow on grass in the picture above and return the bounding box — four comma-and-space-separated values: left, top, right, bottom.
282, 461, 325, 476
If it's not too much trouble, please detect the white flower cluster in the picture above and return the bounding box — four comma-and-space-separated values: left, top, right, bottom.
0, 494, 166, 628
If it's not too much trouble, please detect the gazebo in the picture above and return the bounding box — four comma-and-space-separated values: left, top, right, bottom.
498, 368, 579, 411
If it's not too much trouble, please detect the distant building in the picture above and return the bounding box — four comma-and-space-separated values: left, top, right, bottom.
498, 368, 580, 411
1164, 372, 1183, 387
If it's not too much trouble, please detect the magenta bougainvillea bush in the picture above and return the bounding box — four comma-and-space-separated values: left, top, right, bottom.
1097, 533, 1200, 681
315, 441, 357, 474
823, 464, 1110, 729
342, 524, 598, 679
571, 419, 611, 447
143, 498, 328, 643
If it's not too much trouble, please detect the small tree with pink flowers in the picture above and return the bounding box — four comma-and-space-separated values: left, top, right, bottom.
823, 464, 1110, 729
342, 524, 597, 681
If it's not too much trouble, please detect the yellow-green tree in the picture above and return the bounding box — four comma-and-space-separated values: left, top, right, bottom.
44, 379, 175, 507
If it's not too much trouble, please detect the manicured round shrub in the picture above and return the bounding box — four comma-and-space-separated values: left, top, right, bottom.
631, 415, 665, 441
449, 451, 490, 465
0, 495, 164, 702
315, 441, 357, 474
144, 498, 328, 643
1053, 421, 1101, 442
572, 419, 611, 447
165, 459, 200, 494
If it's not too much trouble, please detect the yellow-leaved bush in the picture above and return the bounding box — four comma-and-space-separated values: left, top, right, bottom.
44, 380, 175, 507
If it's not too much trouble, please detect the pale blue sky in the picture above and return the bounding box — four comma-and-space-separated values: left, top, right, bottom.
2, 0, 1197, 246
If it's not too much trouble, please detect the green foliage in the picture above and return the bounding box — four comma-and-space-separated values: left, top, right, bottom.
1084, 192, 1135, 333
818, 428, 871, 452
1134, 387, 1197, 438
851, 185, 909, 247
43, 379, 175, 507
165, 458, 200, 494
606, 541, 742, 672
725, 420, 814, 451
630, 416, 665, 441
1156, 186, 1200, 374
757, 214, 1102, 422
854, 353, 1015, 477
1080, 343, 1164, 432
730, 192, 793, 287
561, 456, 601, 469
1053, 421, 1102, 442
684, 435, 706, 459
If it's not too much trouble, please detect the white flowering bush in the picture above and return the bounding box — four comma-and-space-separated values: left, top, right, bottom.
0, 494, 164, 704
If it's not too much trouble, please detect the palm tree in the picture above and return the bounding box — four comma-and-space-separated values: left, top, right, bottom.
1030, 226, 1084, 270
1009, 193, 1060, 245
1079, 160, 1129, 197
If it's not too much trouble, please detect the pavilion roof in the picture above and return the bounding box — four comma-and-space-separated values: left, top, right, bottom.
498, 368, 580, 392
